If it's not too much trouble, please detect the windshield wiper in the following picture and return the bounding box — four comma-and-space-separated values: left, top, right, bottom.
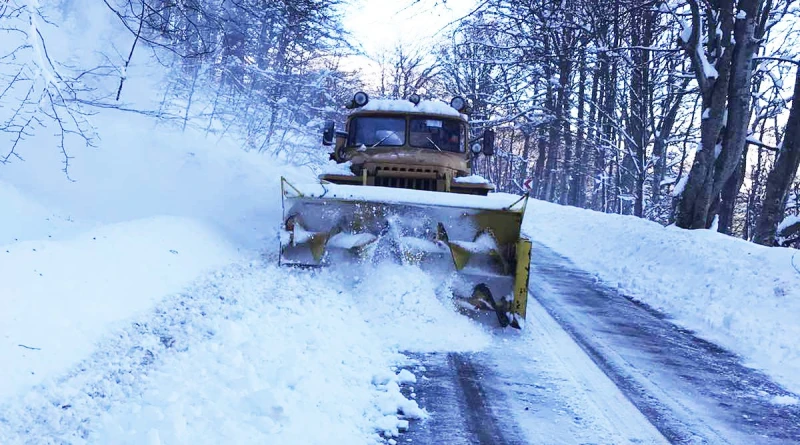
370, 131, 398, 148
426, 137, 443, 151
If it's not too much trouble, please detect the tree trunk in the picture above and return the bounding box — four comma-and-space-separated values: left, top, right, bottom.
543, 53, 560, 202
713, 0, 762, 230
519, 130, 532, 186
675, 0, 736, 229
753, 67, 800, 245
532, 126, 547, 198
653, 78, 690, 214
569, 55, 587, 207
717, 146, 748, 234
557, 14, 574, 205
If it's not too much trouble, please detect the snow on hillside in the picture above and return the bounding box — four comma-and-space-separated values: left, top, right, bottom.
0, 214, 238, 400
525, 199, 800, 394
0, 9, 483, 438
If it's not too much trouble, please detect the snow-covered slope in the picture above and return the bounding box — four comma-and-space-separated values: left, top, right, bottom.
525, 199, 800, 394
0, 212, 238, 399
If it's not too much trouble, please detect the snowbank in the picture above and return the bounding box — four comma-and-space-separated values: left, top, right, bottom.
524, 199, 800, 393
0, 181, 86, 245
86, 264, 416, 444
0, 216, 238, 400
0, 258, 493, 443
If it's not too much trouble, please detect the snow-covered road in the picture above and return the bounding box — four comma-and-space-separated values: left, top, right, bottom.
402, 243, 800, 444
530, 244, 800, 444
2, 243, 799, 444
403, 297, 669, 445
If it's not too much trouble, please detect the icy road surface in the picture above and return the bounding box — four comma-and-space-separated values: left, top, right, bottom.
404, 243, 800, 444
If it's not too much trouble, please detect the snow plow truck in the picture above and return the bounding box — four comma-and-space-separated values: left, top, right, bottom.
279, 92, 531, 329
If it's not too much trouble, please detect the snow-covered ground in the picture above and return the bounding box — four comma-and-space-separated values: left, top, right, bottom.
0, 126, 452, 443
2, 3, 798, 442
525, 200, 800, 395
2, 3, 455, 441
6, 121, 800, 443
0, 214, 237, 400
0, 70, 486, 444
5, 97, 799, 441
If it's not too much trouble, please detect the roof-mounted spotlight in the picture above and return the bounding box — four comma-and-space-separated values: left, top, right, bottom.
347, 91, 369, 109
450, 96, 467, 112
408, 94, 421, 105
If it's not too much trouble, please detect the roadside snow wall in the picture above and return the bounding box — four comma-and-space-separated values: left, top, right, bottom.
524, 199, 800, 394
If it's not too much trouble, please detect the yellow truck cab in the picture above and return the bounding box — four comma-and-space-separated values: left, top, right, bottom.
322, 92, 496, 195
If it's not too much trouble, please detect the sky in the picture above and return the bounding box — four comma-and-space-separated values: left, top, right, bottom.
341, 0, 478, 86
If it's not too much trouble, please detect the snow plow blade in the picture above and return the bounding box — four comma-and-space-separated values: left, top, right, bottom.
279, 177, 531, 328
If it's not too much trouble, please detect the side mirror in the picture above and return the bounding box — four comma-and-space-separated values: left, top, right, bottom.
482, 129, 495, 156
322, 120, 335, 146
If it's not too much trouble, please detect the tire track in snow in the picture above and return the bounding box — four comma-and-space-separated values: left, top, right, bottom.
450, 353, 516, 445
402, 352, 523, 445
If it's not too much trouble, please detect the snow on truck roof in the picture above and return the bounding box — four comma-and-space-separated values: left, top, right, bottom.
357, 99, 465, 119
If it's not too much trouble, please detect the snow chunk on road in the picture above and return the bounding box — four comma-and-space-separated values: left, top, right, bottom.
375, 379, 426, 424
772, 395, 799, 406
396, 369, 417, 384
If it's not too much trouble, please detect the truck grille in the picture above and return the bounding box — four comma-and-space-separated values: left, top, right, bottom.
374, 176, 437, 191
373, 166, 439, 191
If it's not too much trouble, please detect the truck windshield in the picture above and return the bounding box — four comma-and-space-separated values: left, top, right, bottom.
409, 118, 464, 153
347, 117, 405, 147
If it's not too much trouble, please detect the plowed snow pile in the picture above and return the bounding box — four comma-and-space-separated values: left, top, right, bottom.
525, 199, 800, 394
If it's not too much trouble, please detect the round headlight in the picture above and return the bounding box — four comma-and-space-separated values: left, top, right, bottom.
450, 96, 466, 112
471, 142, 482, 154
408, 94, 421, 105
353, 91, 369, 107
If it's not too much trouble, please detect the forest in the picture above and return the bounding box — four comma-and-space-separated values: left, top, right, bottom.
2, 0, 800, 247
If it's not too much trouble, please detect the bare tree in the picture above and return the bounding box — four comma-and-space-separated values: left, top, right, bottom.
753, 64, 800, 245
0, 0, 98, 178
